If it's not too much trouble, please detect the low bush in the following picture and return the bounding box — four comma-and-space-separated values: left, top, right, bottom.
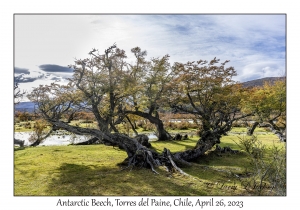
235, 135, 286, 195
141, 122, 155, 131
24, 122, 32, 129
232, 121, 244, 127
165, 121, 177, 130
175, 121, 198, 130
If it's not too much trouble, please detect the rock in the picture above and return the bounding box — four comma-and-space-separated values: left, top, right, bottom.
173, 133, 182, 140
14, 138, 24, 147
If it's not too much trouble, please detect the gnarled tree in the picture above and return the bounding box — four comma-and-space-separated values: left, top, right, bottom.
242, 79, 286, 141
27, 45, 187, 173
27, 83, 82, 146
166, 58, 253, 160
66, 44, 130, 133
28, 82, 189, 174
124, 47, 173, 140
27, 46, 254, 173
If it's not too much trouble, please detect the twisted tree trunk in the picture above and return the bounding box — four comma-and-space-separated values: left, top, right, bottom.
125, 115, 139, 136
72, 137, 100, 145
155, 120, 173, 140
125, 110, 172, 141
247, 121, 259, 136
173, 130, 220, 163
266, 122, 286, 142
45, 119, 220, 174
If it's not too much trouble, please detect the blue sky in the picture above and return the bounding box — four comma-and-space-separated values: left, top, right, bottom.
14, 14, 286, 101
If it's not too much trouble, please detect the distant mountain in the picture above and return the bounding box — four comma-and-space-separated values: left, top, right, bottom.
241, 77, 285, 88
14, 102, 36, 112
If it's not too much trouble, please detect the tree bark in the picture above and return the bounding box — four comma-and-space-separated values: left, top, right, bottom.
266, 122, 286, 142
133, 134, 151, 148
247, 121, 259, 136
155, 120, 173, 140
72, 137, 100, 145
125, 115, 139, 136
48, 119, 138, 157
174, 130, 220, 162
126, 110, 172, 141
44, 118, 220, 174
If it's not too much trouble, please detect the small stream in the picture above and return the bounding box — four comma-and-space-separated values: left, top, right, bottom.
14, 131, 159, 146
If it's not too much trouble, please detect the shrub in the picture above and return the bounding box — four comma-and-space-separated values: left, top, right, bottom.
189, 122, 199, 129
141, 122, 155, 131
136, 120, 145, 128
28, 119, 49, 144
235, 135, 286, 195
24, 122, 32, 129
175, 121, 190, 130
15, 118, 20, 124
165, 121, 177, 130
232, 121, 244, 127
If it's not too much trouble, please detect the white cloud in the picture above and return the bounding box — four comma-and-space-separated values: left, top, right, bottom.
236, 59, 285, 81
15, 14, 286, 94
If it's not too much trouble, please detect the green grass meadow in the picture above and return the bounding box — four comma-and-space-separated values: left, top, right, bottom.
14, 128, 283, 196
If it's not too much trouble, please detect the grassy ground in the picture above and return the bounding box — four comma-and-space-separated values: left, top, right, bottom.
14, 131, 283, 196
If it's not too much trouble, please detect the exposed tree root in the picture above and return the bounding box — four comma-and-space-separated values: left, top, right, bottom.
162, 148, 189, 176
